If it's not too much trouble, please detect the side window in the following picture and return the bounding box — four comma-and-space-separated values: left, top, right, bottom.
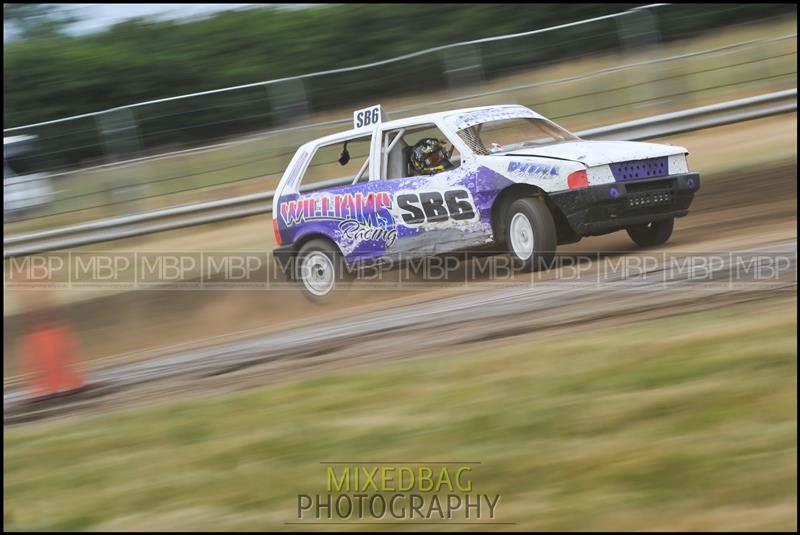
381, 124, 461, 180
299, 135, 371, 192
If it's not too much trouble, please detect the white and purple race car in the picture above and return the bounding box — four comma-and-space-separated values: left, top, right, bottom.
272, 104, 700, 301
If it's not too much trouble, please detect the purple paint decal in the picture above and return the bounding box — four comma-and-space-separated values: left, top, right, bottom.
279, 191, 397, 246
275, 165, 515, 265
452, 107, 538, 130
507, 161, 559, 177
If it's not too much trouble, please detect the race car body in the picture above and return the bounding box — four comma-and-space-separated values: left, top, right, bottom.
272, 104, 700, 300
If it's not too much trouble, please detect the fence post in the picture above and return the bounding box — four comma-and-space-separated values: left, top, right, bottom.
264, 78, 312, 183
266, 77, 311, 127
95, 107, 149, 211
616, 7, 669, 112
441, 44, 484, 96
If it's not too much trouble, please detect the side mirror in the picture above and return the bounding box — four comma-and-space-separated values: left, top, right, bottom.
338, 142, 350, 166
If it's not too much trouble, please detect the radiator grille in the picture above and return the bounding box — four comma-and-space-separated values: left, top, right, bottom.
610, 157, 668, 182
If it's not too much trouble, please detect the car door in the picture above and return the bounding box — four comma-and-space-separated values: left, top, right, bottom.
375, 124, 484, 261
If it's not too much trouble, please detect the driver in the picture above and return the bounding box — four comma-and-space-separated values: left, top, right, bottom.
409, 138, 454, 176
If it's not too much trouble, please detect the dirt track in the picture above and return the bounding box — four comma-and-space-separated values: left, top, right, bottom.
3, 160, 796, 424
4, 161, 797, 370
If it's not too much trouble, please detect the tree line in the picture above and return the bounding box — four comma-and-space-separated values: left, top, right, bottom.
4, 3, 794, 168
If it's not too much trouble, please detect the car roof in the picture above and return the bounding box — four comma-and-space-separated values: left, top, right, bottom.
304, 104, 542, 148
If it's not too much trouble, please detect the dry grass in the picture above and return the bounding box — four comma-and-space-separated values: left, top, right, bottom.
4, 297, 796, 531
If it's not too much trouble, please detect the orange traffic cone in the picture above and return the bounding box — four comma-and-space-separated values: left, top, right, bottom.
19, 317, 85, 398
10, 262, 87, 399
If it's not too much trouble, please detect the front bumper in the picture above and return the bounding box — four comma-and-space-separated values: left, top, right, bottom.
549, 173, 700, 236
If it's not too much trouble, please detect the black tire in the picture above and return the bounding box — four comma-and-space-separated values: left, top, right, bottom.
294, 239, 352, 303
504, 197, 557, 272
626, 218, 674, 247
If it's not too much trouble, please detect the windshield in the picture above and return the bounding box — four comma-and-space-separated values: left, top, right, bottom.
457, 118, 577, 155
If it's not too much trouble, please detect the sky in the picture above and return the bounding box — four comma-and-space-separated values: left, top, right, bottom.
62, 4, 259, 33
4, 3, 320, 40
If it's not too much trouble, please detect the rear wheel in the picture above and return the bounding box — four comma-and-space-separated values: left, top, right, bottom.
626, 218, 674, 247
294, 239, 351, 303
505, 197, 557, 272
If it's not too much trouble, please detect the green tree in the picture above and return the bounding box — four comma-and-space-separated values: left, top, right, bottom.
4, 3, 796, 168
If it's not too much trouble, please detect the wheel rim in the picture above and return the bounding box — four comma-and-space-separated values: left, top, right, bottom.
301, 251, 335, 296
510, 212, 534, 261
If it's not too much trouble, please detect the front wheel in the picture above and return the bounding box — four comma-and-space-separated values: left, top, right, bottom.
505, 197, 557, 272
294, 239, 351, 303
626, 218, 674, 247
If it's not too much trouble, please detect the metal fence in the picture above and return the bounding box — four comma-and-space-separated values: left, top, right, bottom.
4, 88, 795, 258
3, 3, 797, 234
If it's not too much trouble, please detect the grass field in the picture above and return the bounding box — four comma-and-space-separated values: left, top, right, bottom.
4, 297, 796, 531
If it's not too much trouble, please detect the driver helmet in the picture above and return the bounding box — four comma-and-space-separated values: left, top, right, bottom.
410, 138, 453, 175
